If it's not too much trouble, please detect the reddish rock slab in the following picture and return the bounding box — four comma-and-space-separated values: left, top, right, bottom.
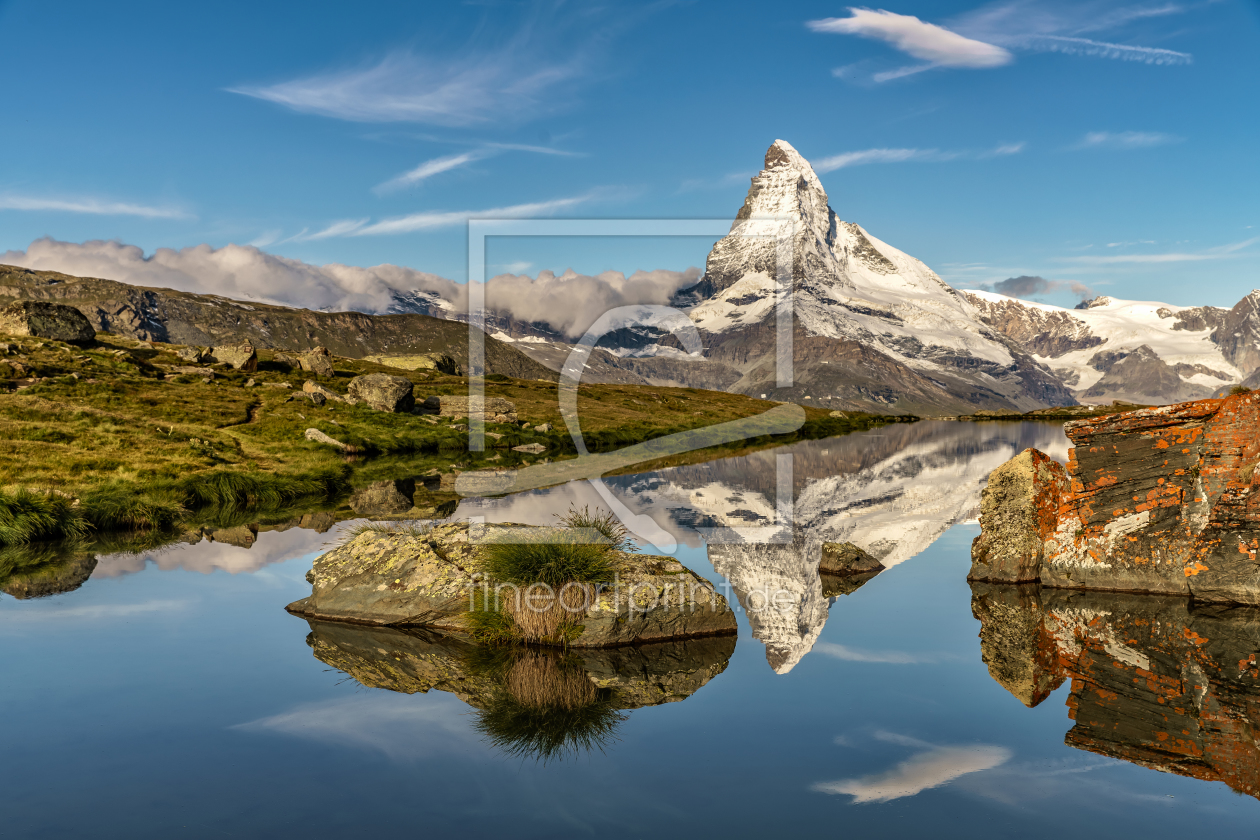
971, 391, 1260, 604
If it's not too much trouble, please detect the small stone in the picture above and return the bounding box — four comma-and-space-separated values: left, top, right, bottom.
244, 378, 256, 387
512, 443, 547, 454
534, 423, 553, 432
304, 427, 349, 450
302, 380, 344, 403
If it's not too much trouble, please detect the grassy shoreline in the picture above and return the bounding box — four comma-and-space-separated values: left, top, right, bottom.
0, 331, 912, 551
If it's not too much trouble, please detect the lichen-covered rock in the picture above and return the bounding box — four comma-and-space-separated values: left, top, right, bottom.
347, 373, 414, 412
364, 352, 459, 375
420, 394, 517, 422
209, 340, 258, 371
176, 346, 208, 363
286, 522, 737, 647
972, 392, 1260, 602
298, 346, 334, 377
971, 582, 1260, 800
969, 449, 1068, 583
967, 582, 1064, 707
0, 300, 95, 344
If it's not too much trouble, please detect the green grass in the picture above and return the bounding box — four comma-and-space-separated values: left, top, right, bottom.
481, 532, 619, 588
0, 331, 908, 547
0, 489, 90, 545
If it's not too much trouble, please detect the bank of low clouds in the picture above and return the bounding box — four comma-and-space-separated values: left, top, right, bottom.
2, 237, 699, 339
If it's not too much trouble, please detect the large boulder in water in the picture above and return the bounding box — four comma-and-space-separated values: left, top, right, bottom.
970, 391, 1260, 603
286, 521, 737, 647
0, 300, 95, 344
347, 373, 414, 412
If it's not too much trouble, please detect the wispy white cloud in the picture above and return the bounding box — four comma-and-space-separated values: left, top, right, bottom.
374, 151, 488, 193
1072, 130, 1182, 150
373, 144, 580, 194
813, 642, 949, 664
1032, 35, 1191, 64
809, 9, 1013, 80
814, 142, 1024, 172
813, 733, 1012, 803
227, 4, 610, 130
0, 194, 192, 219
349, 193, 600, 237
0, 599, 189, 622
952, 1, 1195, 66
303, 218, 370, 240
233, 694, 476, 761
1059, 236, 1259, 265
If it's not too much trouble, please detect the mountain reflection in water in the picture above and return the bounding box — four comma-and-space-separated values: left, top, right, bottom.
303, 619, 735, 761
460, 420, 1069, 672
972, 582, 1260, 801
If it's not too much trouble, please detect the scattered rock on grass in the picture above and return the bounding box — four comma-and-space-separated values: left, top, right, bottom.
347, 373, 414, 412
304, 427, 350, 451
209, 340, 258, 371
303, 380, 344, 403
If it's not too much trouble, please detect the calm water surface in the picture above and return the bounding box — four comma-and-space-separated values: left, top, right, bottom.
3, 421, 1259, 838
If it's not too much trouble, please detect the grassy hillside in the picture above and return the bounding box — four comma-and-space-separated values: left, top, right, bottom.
0, 330, 907, 547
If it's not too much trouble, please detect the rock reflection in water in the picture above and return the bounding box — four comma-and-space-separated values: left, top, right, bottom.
0, 544, 98, 599
303, 620, 735, 761
972, 583, 1260, 799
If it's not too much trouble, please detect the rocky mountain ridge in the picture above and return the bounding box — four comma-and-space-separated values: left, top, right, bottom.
966, 290, 1260, 404
0, 264, 556, 381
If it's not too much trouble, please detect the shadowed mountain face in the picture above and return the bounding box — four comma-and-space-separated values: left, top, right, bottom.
971, 583, 1260, 800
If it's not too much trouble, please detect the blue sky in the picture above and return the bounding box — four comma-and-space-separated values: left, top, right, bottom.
1, 0, 1257, 309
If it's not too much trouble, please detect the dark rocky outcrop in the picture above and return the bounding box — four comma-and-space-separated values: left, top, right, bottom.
0, 300, 96, 344
970, 392, 1260, 603
346, 373, 414, 412
286, 522, 737, 647
971, 582, 1260, 800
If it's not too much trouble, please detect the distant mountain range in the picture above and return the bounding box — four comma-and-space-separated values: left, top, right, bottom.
390, 140, 1259, 411
4, 139, 1257, 412
966, 290, 1260, 405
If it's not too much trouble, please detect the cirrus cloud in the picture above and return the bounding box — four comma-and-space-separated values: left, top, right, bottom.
808, 8, 1013, 81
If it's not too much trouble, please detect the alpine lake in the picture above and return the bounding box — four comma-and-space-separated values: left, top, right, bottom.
5, 420, 1260, 838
